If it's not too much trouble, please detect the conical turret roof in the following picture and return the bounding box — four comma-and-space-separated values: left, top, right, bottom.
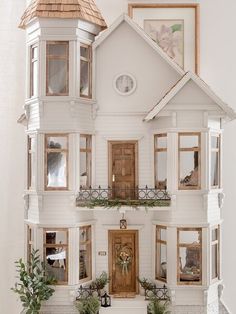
19, 0, 107, 30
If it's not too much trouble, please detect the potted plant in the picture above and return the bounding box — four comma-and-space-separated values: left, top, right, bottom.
137, 277, 155, 296
11, 249, 56, 314
147, 297, 170, 314
91, 272, 109, 296
74, 296, 100, 314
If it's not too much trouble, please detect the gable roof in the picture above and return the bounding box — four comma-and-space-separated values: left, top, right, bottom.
144, 71, 236, 121
93, 14, 185, 76
19, 0, 107, 30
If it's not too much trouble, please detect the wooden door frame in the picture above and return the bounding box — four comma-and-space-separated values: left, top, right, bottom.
108, 230, 139, 294
108, 141, 139, 189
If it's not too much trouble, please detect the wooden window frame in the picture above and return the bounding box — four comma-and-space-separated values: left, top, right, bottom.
211, 225, 220, 282
79, 225, 92, 283
177, 228, 202, 285
30, 44, 38, 98
80, 134, 92, 188
210, 134, 221, 189
27, 225, 34, 264
80, 44, 92, 99
154, 134, 167, 189
46, 41, 69, 96
178, 132, 201, 190
44, 134, 69, 191
43, 228, 69, 285
155, 225, 167, 282
27, 136, 33, 189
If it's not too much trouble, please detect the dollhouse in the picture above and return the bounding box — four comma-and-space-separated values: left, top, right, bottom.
18, 1, 235, 313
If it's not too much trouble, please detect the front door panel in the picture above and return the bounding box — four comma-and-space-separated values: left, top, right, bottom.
108, 230, 139, 295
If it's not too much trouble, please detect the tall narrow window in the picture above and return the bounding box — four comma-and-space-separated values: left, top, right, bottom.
211, 134, 220, 188
179, 133, 200, 189
156, 225, 167, 282
27, 225, 34, 264
211, 226, 220, 280
80, 135, 92, 188
79, 225, 92, 282
45, 134, 68, 190
177, 228, 202, 285
27, 136, 34, 189
80, 44, 92, 98
46, 41, 69, 96
30, 44, 38, 97
44, 229, 68, 284
154, 134, 167, 189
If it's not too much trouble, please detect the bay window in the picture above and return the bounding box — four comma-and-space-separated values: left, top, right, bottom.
179, 133, 200, 189
154, 134, 167, 189
80, 135, 92, 188
45, 134, 68, 190
46, 41, 69, 96
79, 225, 92, 282
156, 225, 167, 282
211, 134, 220, 188
80, 44, 92, 98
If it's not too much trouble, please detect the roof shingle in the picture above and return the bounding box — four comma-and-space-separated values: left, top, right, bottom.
19, 0, 107, 30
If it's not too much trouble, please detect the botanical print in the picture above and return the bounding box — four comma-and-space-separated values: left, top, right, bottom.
144, 19, 184, 68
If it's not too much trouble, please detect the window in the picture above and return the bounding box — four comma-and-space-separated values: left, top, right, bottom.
27, 136, 35, 189
211, 226, 220, 280
179, 133, 200, 189
46, 41, 69, 96
45, 134, 68, 190
177, 228, 202, 285
30, 44, 38, 97
79, 225, 92, 282
80, 44, 92, 98
80, 135, 92, 188
211, 134, 220, 188
156, 225, 167, 282
44, 229, 68, 284
154, 134, 167, 189
27, 225, 34, 264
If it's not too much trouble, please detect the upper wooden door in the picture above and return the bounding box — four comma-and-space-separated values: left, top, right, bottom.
108, 230, 139, 295
108, 141, 138, 199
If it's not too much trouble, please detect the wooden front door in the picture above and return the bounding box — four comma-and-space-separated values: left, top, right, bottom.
108, 230, 139, 295
108, 141, 138, 199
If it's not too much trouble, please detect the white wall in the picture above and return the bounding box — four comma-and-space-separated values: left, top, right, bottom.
1, 0, 236, 313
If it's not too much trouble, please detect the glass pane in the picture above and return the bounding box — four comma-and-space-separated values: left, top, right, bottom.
212, 244, 218, 279
156, 242, 167, 280
179, 151, 199, 187
47, 136, 67, 150
45, 247, 67, 282
211, 136, 219, 149
80, 227, 91, 242
47, 152, 67, 187
79, 226, 91, 281
32, 46, 38, 59
211, 152, 219, 186
80, 135, 91, 150
155, 135, 167, 149
32, 60, 38, 96
80, 60, 89, 96
116, 75, 134, 93
47, 59, 68, 94
212, 228, 218, 242
81, 46, 89, 59
180, 135, 199, 149
48, 43, 67, 56
179, 230, 200, 244
156, 151, 167, 189
179, 246, 201, 282
80, 151, 91, 188
157, 227, 166, 242
45, 230, 67, 244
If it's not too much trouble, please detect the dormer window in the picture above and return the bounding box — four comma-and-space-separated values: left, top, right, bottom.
178, 133, 201, 190
30, 44, 38, 98
80, 44, 92, 98
46, 41, 69, 96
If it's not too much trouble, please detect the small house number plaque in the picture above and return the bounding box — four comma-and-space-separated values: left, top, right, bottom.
98, 251, 107, 256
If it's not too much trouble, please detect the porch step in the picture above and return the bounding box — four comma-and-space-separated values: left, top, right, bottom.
100, 296, 148, 314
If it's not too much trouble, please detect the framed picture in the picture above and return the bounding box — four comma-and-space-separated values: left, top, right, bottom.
128, 4, 200, 74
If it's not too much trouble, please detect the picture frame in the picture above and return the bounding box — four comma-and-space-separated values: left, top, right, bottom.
128, 4, 200, 74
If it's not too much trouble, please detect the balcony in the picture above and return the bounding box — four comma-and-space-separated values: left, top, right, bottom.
76, 186, 171, 209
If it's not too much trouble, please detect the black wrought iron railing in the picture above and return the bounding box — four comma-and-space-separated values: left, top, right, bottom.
145, 284, 169, 301
76, 186, 171, 208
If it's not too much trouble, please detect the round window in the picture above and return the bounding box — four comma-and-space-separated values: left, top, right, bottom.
113, 73, 136, 96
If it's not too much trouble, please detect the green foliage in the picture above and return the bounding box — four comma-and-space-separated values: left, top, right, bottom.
171, 24, 182, 33
11, 249, 56, 314
147, 298, 170, 314
74, 296, 100, 314
77, 199, 170, 209
91, 271, 109, 291
137, 277, 155, 291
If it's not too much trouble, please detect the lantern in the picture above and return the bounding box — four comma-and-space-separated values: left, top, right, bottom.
101, 292, 111, 307
120, 213, 127, 229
